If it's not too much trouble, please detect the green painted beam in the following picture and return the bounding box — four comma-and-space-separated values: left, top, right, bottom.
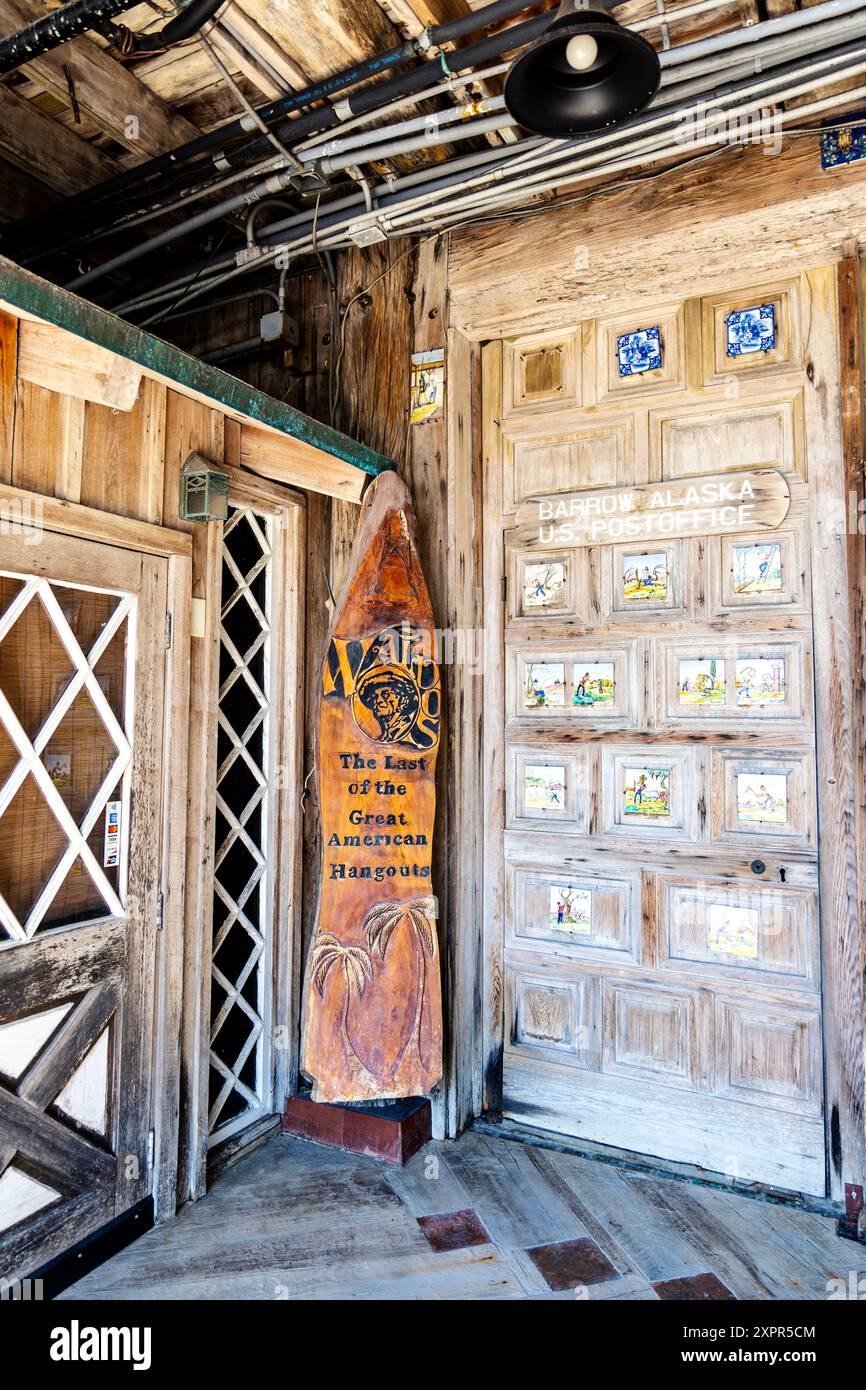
0, 256, 397, 479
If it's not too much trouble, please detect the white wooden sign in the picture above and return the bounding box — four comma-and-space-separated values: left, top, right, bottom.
513, 468, 790, 549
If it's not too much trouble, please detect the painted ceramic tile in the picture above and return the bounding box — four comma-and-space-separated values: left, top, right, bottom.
736, 772, 788, 825
821, 119, 866, 169
525, 764, 566, 811
525, 662, 566, 709
573, 662, 615, 707
617, 325, 662, 377
623, 553, 668, 602
524, 561, 566, 609
44, 752, 71, 789
707, 902, 759, 959
725, 304, 775, 356
623, 765, 671, 818
679, 658, 725, 705
548, 885, 592, 935
732, 542, 782, 594
735, 657, 786, 706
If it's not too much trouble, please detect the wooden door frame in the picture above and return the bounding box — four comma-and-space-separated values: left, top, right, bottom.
0, 485, 193, 1226
472, 261, 866, 1205
178, 464, 306, 1203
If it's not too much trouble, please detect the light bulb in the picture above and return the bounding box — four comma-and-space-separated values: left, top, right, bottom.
564, 33, 598, 71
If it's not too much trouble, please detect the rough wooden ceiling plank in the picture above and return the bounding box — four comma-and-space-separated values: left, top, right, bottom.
233, 0, 400, 84
0, 81, 118, 194
219, 7, 310, 89
375, 0, 473, 37
0, 0, 202, 157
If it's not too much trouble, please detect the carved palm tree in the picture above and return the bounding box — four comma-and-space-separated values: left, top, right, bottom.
309, 933, 374, 1073
363, 896, 437, 1075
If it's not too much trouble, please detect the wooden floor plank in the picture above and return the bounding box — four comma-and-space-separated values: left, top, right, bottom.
59, 1129, 857, 1302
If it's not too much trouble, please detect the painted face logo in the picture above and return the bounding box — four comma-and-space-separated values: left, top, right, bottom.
323, 623, 440, 750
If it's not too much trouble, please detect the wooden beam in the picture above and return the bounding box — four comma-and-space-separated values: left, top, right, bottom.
449, 135, 866, 340
0, 0, 200, 158
374, 0, 471, 38
18, 320, 143, 411
0, 481, 192, 556
218, 9, 310, 90
0, 81, 117, 195
239, 424, 366, 503
0, 256, 396, 484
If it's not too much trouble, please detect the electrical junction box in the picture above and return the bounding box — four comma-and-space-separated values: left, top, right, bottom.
260, 309, 299, 348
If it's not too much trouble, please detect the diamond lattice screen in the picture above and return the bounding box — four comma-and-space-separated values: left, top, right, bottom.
209, 509, 274, 1139
0, 576, 132, 942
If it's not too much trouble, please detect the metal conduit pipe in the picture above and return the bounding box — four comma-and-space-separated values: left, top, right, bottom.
307, 96, 507, 166
95, 0, 227, 54
296, 61, 513, 155
656, 0, 866, 66
64, 12, 556, 289
113, 17, 866, 312
389, 78, 866, 231
415, 82, 866, 228
60, 0, 866, 269
0, 0, 140, 74
115, 142, 543, 315
658, 12, 866, 92
316, 112, 517, 177
136, 73, 862, 321
120, 35, 866, 317
228, 57, 866, 278
6, 0, 546, 245
265, 35, 866, 246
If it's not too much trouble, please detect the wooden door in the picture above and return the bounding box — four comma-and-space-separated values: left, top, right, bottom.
0, 529, 167, 1280
483, 269, 858, 1197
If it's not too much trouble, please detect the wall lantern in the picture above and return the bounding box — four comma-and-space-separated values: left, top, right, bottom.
504, 0, 661, 137
179, 451, 230, 523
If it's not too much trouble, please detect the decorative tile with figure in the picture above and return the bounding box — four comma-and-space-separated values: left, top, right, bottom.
523, 561, 566, 609
736, 657, 785, 706
623, 766, 671, 818
679, 658, 725, 705
733, 542, 782, 594
726, 304, 775, 356
736, 772, 788, 826
524, 764, 566, 811
623, 552, 668, 602
617, 325, 662, 377
548, 885, 592, 935
708, 903, 760, 959
524, 662, 566, 708
573, 662, 615, 707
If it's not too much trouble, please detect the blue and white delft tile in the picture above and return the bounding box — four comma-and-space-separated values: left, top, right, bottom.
617, 326, 662, 378
821, 121, 866, 170
725, 304, 775, 357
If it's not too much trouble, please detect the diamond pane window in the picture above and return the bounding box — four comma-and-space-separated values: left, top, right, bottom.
0, 574, 133, 942
209, 507, 275, 1142
617, 325, 662, 377
726, 304, 775, 357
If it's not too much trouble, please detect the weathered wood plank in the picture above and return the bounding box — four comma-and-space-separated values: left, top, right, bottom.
0, 0, 201, 157
449, 137, 866, 340
0, 82, 117, 196
18, 320, 143, 412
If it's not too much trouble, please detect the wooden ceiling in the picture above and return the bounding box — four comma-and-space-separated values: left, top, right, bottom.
0, 0, 860, 254
0, 0, 771, 219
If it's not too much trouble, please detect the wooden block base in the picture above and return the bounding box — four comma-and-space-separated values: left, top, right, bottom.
282, 1093, 431, 1165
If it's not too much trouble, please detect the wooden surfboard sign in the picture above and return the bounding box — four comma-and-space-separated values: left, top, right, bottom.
512, 467, 790, 549
301, 471, 443, 1104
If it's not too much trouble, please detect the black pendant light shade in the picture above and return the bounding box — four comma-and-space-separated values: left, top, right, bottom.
504, 8, 661, 137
